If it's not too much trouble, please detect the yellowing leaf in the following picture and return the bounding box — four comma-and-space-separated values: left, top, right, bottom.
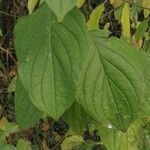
132, 36, 143, 49
143, 0, 150, 17
0, 117, 8, 130
87, 4, 104, 31
112, 0, 123, 7
76, 0, 85, 8
121, 3, 130, 39
143, 0, 150, 9
28, 0, 38, 15
110, 0, 115, 4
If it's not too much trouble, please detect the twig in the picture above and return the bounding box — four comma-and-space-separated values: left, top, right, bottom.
101, 4, 124, 21
0, 47, 16, 63
121, 0, 150, 11
0, 11, 15, 17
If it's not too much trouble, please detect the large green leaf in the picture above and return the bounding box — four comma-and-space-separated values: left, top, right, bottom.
15, 79, 42, 128
44, 0, 76, 21
77, 30, 146, 131
14, 3, 88, 120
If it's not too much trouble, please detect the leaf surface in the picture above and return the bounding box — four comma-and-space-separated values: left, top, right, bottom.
28, 0, 38, 14
87, 4, 104, 31
17, 139, 32, 150
63, 101, 91, 134
121, 3, 130, 39
135, 19, 148, 42
77, 30, 145, 131
96, 119, 143, 150
76, 0, 85, 8
14, 3, 88, 119
15, 79, 42, 128
45, 0, 76, 21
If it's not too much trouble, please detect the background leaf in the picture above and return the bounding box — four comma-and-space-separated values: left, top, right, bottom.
17, 139, 32, 150
87, 4, 104, 31
63, 101, 91, 135
76, 0, 85, 8
95, 119, 144, 150
61, 135, 84, 150
44, 0, 76, 21
135, 19, 148, 42
27, 0, 38, 15
121, 3, 130, 39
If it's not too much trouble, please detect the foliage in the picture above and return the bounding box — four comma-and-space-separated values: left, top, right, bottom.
0, 0, 150, 149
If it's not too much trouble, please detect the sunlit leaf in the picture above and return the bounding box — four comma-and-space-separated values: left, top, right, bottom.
143, 0, 150, 18
121, 3, 130, 39
76, 0, 85, 8
0, 117, 8, 130
27, 0, 38, 15
87, 4, 104, 31
111, 0, 123, 7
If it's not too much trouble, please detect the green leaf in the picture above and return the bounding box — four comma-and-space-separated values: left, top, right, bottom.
87, 4, 104, 31
114, 5, 123, 22
27, 0, 38, 14
15, 79, 42, 128
143, 40, 150, 53
0, 143, 16, 150
44, 0, 76, 22
17, 139, 32, 150
135, 19, 148, 42
0, 119, 18, 142
63, 101, 91, 135
14, 3, 88, 120
3, 145, 16, 150
7, 76, 17, 92
61, 135, 84, 150
61, 135, 95, 150
77, 30, 146, 131
140, 55, 150, 116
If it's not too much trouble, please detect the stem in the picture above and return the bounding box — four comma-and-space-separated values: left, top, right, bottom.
121, 0, 150, 11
